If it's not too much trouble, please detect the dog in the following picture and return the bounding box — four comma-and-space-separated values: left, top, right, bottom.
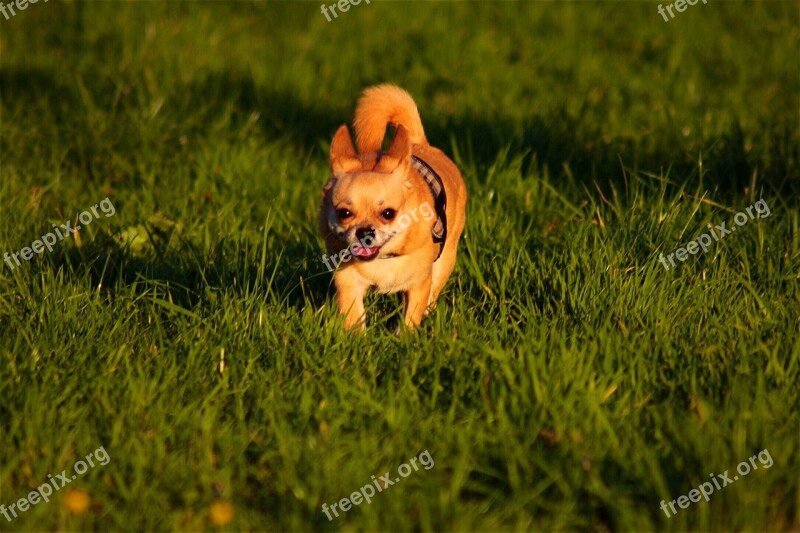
318, 84, 467, 331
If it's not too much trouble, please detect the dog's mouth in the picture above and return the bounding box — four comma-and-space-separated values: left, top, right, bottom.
351, 243, 381, 260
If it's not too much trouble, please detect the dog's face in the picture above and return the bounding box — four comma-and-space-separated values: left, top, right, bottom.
323, 125, 431, 261
325, 174, 413, 260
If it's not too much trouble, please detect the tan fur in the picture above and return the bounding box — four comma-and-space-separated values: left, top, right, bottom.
319, 85, 467, 331
354, 85, 427, 153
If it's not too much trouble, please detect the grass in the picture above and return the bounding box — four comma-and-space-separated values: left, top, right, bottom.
1, 1, 799, 531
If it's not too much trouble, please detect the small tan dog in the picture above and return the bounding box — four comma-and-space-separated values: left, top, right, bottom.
319, 84, 467, 331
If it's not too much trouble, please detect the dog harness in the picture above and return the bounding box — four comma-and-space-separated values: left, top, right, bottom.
410, 155, 447, 260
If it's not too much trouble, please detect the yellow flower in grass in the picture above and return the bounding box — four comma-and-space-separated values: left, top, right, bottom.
209, 499, 235, 526
63, 488, 91, 515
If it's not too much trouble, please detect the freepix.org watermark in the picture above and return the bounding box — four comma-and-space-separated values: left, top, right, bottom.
659, 448, 773, 519
657, 0, 707, 22
0, 0, 48, 22
0, 446, 111, 522
321, 450, 434, 521
3, 197, 116, 271
320, 0, 369, 22
658, 198, 771, 271
321, 200, 436, 272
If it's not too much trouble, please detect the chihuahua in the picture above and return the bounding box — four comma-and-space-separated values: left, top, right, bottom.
319, 84, 467, 331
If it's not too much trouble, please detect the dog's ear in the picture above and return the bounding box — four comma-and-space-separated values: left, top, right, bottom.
374, 125, 411, 173
321, 177, 336, 199
330, 125, 361, 174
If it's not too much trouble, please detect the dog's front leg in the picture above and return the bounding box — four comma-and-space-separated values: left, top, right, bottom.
403, 277, 432, 330
334, 273, 367, 331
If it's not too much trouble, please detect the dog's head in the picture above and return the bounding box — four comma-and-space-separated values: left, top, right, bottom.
322, 125, 431, 261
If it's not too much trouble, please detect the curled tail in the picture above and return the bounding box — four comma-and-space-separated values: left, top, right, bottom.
353, 84, 427, 153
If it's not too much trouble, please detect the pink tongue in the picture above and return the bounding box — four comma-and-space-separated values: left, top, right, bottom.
353, 245, 378, 257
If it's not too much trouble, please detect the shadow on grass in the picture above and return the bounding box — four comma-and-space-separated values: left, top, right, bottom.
180, 71, 799, 199
25, 226, 333, 318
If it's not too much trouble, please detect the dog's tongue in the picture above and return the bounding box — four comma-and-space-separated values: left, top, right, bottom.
352, 244, 379, 258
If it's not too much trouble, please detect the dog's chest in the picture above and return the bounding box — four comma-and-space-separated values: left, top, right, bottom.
355, 256, 424, 293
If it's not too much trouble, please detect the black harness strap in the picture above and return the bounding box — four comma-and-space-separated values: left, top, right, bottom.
410, 155, 447, 260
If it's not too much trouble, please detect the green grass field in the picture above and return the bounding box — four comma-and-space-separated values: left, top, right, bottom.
1, 1, 799, 531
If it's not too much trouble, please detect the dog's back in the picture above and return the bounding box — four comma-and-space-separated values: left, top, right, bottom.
352, 85, 467, 236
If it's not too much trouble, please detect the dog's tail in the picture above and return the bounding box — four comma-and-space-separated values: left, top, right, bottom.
354, 84, 427, 153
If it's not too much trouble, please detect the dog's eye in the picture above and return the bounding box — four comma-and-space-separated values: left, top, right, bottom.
381, 209, 396, 221
336, 208, 353, 220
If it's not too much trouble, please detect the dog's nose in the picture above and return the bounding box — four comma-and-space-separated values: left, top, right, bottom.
355, 227, 375, 242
